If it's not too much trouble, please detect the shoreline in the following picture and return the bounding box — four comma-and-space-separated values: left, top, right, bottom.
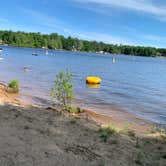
1, 44, 166, 59
0, 82, 153, 134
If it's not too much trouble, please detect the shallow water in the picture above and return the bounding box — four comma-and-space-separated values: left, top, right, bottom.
0, 46, 166, 125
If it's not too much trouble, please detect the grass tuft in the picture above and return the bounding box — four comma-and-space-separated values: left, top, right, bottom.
99, 125, 116, 142
127, 130, 136, 137
135, 152, 144, 165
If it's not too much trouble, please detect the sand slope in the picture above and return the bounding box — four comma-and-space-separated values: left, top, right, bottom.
0, 104, 166, 166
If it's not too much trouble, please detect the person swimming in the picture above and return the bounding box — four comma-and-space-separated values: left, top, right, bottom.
112, 57, 116, 63
23, 67, 30, 73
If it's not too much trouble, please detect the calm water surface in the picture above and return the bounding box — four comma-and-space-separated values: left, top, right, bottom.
0, 46, 166, 125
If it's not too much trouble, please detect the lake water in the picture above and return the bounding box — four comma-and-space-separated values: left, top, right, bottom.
0, 46, 166, 125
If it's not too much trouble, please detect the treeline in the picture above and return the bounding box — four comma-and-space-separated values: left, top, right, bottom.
0, 30, 166, 57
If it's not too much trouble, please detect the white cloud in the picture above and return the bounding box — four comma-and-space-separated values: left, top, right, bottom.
78, 32, 129, 44
64, 28, 135, 45
0, 18, 8, 23
143, 34, 166, 42
22, 8, 131, 45
74, 0, 166, 21
20, 8, 165, 47
22, 9, 67, 32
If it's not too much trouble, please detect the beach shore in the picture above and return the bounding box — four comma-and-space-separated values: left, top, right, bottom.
0, 82, 152, 133
0, 83, 166, 165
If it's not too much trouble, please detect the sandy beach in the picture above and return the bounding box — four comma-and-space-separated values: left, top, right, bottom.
0, 83, 166, 166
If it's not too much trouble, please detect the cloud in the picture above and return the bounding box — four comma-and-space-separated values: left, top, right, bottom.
20, 8, 165, 47
143, 34, 166, 43
64, 28, 135, 45
74, 0, 166, 21
0, 18, 8, 23
22, 8, 131, 45
78, 32, 129, 44
22, 8, 67, 32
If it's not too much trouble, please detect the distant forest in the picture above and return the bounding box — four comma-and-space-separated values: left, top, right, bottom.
0, 30, 166, 57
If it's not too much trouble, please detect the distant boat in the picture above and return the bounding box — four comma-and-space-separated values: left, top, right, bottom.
0, 48, 3, 52
32, 53, 38, 56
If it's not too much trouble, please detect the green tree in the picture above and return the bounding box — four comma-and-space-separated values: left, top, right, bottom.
0, 30, 166, 57
51, 70, 75, 111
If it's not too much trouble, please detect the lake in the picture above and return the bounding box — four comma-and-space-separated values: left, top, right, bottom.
0, 46, 166, 125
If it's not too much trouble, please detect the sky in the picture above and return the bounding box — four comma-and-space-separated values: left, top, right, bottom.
0, 0, 166, 48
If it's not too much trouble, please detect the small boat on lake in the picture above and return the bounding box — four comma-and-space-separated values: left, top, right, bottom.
32, 52, 38, 56
0, 48, 3, 52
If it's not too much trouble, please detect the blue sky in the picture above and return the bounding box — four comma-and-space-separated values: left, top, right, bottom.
0, 0, 166, 48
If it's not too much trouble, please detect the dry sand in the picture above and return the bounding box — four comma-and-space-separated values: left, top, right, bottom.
0, 83, 166, 166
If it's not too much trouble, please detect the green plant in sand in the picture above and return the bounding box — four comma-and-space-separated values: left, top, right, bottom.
51, 70, 75, 112
99, 125, 117, 142
7, 80, 19, 93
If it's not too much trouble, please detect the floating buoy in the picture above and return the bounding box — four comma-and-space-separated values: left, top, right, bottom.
86, 76, 102, 84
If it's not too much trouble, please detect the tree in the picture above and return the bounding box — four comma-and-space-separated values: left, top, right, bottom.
51, 70, 75, 111
0, 30, 165, 57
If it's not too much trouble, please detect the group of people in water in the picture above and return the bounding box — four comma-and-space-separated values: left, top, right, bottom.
1, 47, 116, 74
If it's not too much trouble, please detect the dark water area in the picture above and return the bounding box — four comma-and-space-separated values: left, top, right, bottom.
0, 46, 166, 125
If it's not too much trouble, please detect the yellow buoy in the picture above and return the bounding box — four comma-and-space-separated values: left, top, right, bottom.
86, 76, 102, 84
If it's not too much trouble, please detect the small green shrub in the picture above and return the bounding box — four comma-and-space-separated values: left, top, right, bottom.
6, 80, 19, 93
99, 126, 116, 142
111, 139, 119, 144
135, 137, 141, 148
69, 119, 77, 124
51, 70, 75, 111
135, 152, 144, 165
161, 134, 166, 144
8, 80, 19, 90
150, 125, 165, 134
161, 153, 166, 159
127, 130, 136, 137
99, 160, 105, 166
66, 106, 83, 113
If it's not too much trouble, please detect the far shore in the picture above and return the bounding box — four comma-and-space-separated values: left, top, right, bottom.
1, 44, 166, 58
